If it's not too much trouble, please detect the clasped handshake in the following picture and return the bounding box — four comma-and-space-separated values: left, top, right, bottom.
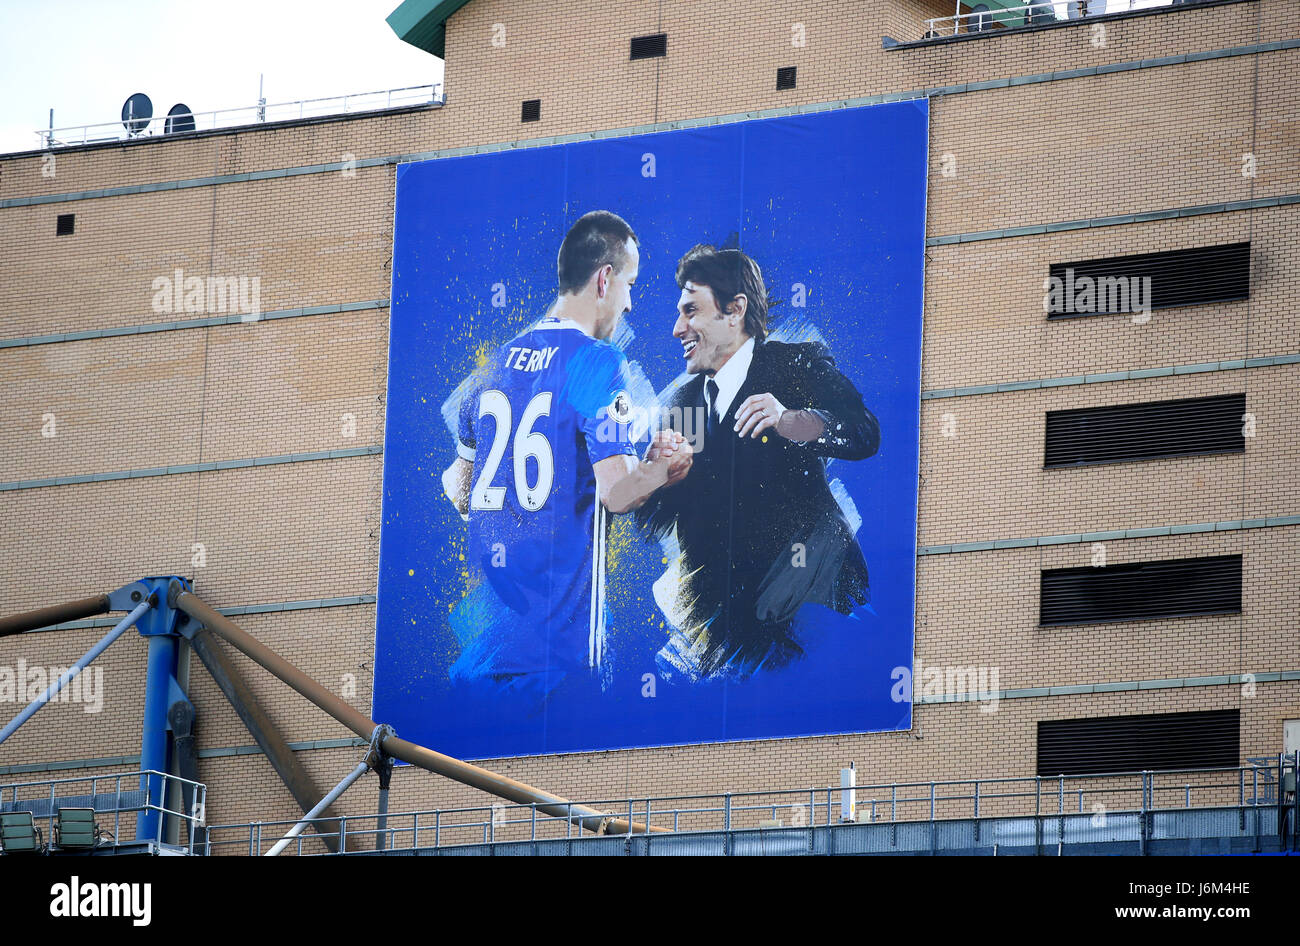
642, 429, 693, 487
641, 392, 800, 488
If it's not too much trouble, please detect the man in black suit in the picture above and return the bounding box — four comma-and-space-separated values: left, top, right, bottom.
638, 244, 880, 679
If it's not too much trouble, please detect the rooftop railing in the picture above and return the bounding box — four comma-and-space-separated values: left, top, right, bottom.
37, 84, 444, 150
204, 756, 1297, 856
923, 0, 1197, 40
0, 769, 206, 853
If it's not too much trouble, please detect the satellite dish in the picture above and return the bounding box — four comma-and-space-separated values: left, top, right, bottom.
165, 103, 195, 134
121, 93, 153, 135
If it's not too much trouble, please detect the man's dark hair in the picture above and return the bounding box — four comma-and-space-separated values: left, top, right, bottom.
557, 210, 638, 295
675, 244, 769, 342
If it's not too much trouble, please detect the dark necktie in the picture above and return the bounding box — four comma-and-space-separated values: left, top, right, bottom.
705, 379, 721, 442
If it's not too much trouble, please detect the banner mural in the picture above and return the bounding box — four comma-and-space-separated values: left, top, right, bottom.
374, 100, 928, 758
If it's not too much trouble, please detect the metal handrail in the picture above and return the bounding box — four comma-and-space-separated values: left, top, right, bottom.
38, 84, 444, 149
923, 0, 1183, 40
0, 769, 207, 854
202, 760, 1294, 855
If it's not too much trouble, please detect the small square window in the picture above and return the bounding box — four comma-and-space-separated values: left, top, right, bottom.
521, 99, 541, 122
56, 214, 75, 236
776, 66, 797, 90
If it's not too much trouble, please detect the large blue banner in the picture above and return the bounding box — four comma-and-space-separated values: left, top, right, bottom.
375, 100, 928, 759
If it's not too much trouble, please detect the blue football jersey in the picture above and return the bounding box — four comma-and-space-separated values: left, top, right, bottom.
453, 316, 638, 678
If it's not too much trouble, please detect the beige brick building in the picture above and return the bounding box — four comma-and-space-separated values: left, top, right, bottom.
0, 0, 1296, 849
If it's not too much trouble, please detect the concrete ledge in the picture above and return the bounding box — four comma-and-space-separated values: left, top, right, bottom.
0, 447, 382, 492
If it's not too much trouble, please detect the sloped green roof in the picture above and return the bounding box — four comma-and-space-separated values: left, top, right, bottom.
386, 0, 474, 59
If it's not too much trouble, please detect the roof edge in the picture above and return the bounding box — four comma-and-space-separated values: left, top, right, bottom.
386, 0, 472, 59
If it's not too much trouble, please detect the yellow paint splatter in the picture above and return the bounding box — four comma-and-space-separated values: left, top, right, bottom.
408, 569, 415, 576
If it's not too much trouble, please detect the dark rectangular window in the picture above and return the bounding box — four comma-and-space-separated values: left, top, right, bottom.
1046, 242, 1250, 319
1040, 554, 1242, 627
1044, 393, 1245, 468
56, 213, 75, 236
776, 66, 797, 90
630, 33, 667, 59
520, 99, 541, 123
1038, 709, 1239, 775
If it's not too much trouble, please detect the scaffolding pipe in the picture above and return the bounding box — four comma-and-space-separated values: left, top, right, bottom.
0, 598, 152, 745
0, 594, 110, 637
375, 783, 390, 851
172, 585, 663, 835
265, 761, 370, 856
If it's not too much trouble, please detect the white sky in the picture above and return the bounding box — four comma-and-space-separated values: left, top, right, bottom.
0, 0, 443, 155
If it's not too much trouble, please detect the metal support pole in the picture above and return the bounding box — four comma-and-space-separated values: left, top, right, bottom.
374, 754, 394, 851
189, 628, 345, 852
929, 782, 936, 855
169, 700, 203, 853
138, 633, 178, 842
266, 762, 369, 856
166, 636, 192, 848
1139, 771, 1148, 856
0, 598, 150, 744
1277, 753, 1285, 851
1253, 766, 1261, 852
723, 793, 731, 856
1058, 775, 1065, 844
1291, 751, 1299, 852
1035, 776, 1042, 856
0, 594, 110, 637
173, 585, 663, 835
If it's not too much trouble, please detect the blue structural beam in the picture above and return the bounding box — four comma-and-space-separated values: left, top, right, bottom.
130, 576, 192, 844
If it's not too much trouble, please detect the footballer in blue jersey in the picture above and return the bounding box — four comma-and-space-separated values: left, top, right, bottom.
441, 211, 691, 698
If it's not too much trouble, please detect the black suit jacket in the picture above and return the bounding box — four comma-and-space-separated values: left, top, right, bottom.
638, 338, 880, 676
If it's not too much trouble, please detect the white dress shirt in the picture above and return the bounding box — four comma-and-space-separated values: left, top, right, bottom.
705, 337, 755, 419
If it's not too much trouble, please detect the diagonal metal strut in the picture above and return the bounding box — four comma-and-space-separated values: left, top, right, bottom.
171, 583, 663, 836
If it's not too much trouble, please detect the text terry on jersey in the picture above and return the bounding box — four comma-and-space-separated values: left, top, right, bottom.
504, 346, 561, 372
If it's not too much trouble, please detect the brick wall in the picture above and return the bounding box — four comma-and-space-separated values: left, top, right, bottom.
0, 0, 1295, 846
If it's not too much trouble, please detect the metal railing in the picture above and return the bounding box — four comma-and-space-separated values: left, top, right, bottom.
205, 757, 1297, 856
0, 769, 206, 854
924, 0, 1190, 40
37, 84, 444, 149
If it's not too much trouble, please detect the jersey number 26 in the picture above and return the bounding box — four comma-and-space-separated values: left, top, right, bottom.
470, 390, 554, 512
